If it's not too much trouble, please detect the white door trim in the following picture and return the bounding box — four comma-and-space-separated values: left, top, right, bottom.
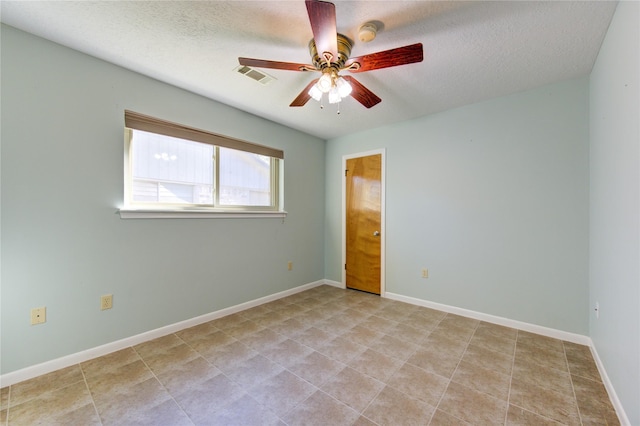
342, 149, 386, 296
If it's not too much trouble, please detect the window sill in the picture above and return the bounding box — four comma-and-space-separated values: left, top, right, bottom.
118, 208, 287, 219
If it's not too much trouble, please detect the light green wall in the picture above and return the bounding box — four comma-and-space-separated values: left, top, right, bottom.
0, 25, 325, 374
325, 78, 590, 335
589, 2, 640, 424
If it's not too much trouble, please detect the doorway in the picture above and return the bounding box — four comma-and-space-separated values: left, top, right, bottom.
343, 150, 385, 295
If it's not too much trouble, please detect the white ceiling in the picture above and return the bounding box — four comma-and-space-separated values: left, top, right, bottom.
1, 1, 617, 140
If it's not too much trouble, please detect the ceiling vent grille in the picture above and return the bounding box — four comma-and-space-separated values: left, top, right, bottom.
235, 65, 275, 85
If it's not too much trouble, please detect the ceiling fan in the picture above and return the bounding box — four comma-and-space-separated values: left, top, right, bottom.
238, 0, 423, 110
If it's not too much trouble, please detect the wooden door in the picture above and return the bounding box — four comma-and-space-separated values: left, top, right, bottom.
345, 154, 382, 294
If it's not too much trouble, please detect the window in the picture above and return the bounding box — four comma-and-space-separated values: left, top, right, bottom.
122, 110, 284, 217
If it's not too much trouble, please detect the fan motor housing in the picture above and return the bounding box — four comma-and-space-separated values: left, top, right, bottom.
308, 33, 353, 70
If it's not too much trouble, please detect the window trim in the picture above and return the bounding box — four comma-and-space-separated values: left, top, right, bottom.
120, 111, 285, 219
117, 209, 287, 219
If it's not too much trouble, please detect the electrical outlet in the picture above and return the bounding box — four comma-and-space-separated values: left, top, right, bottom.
594, 302, 599, 319
421, 268, 429, 278
31, 307, 46, 325
101, 294, 113, 310
287, 261, 293, 271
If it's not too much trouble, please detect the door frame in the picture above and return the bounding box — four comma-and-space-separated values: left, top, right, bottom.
342, 148, 386, 296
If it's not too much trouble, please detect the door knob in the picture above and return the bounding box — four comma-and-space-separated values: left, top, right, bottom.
373, 231, 380, 236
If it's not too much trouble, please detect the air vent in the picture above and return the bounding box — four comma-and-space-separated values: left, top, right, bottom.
234, 65, 275, 85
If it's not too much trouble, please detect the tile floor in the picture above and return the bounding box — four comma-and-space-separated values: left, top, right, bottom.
1, 285, 620, 425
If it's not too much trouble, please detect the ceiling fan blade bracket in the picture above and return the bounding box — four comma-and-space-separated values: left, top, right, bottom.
343, 62, 361, 71
322, 51, 334, 66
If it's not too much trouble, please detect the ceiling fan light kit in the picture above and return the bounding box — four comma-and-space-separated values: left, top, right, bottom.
238, 0, 423, 111
307, 69, 353, 109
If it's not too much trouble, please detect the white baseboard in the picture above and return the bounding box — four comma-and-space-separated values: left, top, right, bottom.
323, 279, 345, 289
1, 280, 327, 387
589, 343, 631, 426
384, 292, 591, 345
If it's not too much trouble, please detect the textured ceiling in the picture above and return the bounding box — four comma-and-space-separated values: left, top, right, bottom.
1, 1, 617, 140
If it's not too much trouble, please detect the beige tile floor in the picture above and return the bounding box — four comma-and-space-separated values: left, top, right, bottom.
1, 285, 619, 425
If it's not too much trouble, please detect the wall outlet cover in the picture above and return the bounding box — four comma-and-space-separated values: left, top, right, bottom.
30, 307, 46, 325
101, 294, 113, 310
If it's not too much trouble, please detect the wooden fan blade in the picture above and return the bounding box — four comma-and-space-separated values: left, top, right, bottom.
342, 76, 381, 108
290, 78, 320, 107
345, 43, 423, 73
239, 57, 314, 72
305, 0, 338, 60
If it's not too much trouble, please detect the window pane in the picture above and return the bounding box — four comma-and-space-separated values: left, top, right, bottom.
218, 147, 271, 206
131, 130, 213, 204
